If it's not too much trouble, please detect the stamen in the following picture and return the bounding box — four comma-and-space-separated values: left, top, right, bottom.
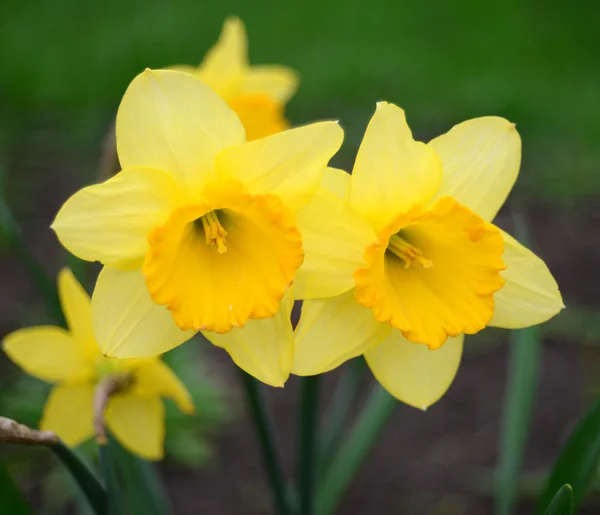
199, 211, 228, 254
387, 234, 432, 269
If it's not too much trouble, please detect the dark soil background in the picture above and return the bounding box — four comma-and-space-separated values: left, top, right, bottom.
0, 119, 599, 515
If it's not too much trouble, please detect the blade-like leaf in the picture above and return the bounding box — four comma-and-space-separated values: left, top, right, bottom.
537, 396, 600, 513
318, 382, 396, 515
0, 462, 32, 515
495, 325, 541, 515
544, 484, 573, 515
0, 181, 65, 326
110, 437, 171, 515
99, 440, 123, 515
51, 441, 107, 515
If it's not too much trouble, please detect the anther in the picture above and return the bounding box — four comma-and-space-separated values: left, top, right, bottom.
200, 211, 228, 253
387, 234, 432, 269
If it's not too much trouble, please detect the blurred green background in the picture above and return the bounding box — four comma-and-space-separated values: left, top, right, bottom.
1, 1, 599, 514
1, 0, 599, 202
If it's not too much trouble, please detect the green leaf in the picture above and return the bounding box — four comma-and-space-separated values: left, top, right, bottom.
536, 396, 600, 514
99, 440, 123, 515
0, 178, 65, 327
544, 485, 573, 515
495, 325, 541, 515
51, 441, 107, 515
0, 462, 32, 515
110, 437, 171, 515
317, 382, 396, 515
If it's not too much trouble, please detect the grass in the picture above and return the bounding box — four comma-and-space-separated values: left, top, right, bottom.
1, 0, 599, 203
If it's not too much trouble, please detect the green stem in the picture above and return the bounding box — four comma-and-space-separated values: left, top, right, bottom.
298, 375, 321, 515
99, 441, 123, 515
318, 359, 365, 477
317, 383, 396, 515
51, 441, 107, 515
495, 326, 541, 515
240, 370, 290, 515
0, 196, 64, 326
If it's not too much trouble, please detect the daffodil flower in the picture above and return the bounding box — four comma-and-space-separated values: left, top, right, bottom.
51, 69, 343, 387
2, 269, 194, 460
292, 102, 564, 409
174, 17, 299, 141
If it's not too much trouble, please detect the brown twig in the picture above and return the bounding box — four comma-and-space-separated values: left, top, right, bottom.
93, 374, 133, 445
0, 417, 58, 446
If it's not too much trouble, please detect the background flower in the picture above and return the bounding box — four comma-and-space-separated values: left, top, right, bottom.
2, 269, 194, 460
172, 17, 299, 141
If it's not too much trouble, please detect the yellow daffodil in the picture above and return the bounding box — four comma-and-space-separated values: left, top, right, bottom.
2, 269, 194, 460
51, 69, 343, 387
292, 102, 564, 409
173, 17, 299, 141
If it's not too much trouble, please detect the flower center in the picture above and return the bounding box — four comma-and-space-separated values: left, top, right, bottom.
143, 182, 304, 333
354, 197, 506, 349
197, 210, 228, 254
94, 356, 133, 384
387, 233, 433, 269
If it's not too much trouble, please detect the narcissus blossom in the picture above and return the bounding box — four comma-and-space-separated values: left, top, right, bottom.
292, 102, 563, 409
174, 17, 299, 141
51, 69, 343, 387
2, 269, 194, 460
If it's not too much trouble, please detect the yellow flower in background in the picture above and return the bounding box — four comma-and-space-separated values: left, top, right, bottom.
2, 269, 194, 460
51, 69, 343, 387
174, 17, 299, 141
292, 102, 564, 409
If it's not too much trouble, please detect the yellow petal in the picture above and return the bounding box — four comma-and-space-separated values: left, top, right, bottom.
227, 93, 289, 141
132, 360, 195, 414
3, 327, 93, 383
216, 121, 344, 210
354, 197, 505, 349
365, 331, 464, 410
41, 383, 95, 447
57, 268, 100, 359
92, 267, 195, 358
202, 288, 295, 387
143, 180, 303, 333
106, 393, 165, 460
238, 65, 299, 104
52, 167, 182, 269
197, 17, 248, 96
489, 230, 564, 328
429, 117, 521, 222
348, 102, 442, 227
321, 167, 350, 199
292, 289, 391, 376
167, 64, 199, 75
294, 186, 376, 299
116, 69, 245, 193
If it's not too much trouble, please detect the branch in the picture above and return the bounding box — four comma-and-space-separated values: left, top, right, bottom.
93, 374, 133, 445
0, 416, 58, 446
